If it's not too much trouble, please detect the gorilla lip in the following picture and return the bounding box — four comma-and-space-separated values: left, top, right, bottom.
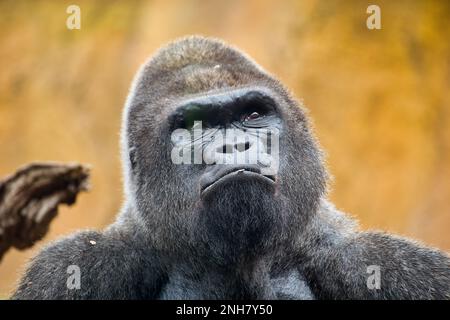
200, 165, 276, 196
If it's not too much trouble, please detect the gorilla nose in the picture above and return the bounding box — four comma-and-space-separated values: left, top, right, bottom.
203, 131, 268, 166
217, 141, 252, 154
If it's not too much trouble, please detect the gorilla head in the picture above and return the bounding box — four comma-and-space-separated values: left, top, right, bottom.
121, 36, 327, 267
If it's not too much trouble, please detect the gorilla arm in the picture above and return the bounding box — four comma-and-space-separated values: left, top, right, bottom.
12, 230, 165, 299
300, 200, 450, 299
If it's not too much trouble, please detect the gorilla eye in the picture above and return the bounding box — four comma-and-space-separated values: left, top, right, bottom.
243, 112, 262, 122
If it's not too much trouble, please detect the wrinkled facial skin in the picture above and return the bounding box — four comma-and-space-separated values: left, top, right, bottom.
123, 39, 326, 265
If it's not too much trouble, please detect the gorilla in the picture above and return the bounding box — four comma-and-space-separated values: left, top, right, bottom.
13, 36, 450, 299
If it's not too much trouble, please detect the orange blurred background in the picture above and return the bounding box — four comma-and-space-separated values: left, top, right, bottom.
1, 0, 449, 297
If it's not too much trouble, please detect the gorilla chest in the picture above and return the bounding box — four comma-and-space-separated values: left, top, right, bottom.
158, 269, 315, 300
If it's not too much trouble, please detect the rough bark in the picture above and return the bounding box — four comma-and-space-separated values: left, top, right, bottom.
0, 162, 90, 261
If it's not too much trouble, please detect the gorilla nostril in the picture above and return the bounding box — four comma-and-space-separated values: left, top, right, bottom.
218, 144, 234, 154
235, 141, 251, 152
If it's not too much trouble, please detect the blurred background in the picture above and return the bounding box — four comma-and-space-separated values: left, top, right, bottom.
0, 0, 449, 297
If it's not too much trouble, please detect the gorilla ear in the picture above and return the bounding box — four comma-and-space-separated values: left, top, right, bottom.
129, 146, 137, 171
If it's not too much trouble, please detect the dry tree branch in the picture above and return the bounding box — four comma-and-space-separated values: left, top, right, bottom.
0, 162, 90, 262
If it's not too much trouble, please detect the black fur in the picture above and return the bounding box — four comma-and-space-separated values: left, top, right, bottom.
13, 36, 450, 300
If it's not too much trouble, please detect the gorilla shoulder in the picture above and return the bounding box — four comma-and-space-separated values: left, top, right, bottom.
13, 230, 165, 299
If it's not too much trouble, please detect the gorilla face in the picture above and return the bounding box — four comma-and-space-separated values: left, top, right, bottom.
123, 37, 326, 265
172, 89, 287, 265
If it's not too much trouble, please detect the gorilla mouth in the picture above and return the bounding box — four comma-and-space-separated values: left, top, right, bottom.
199, 165, 276, 197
